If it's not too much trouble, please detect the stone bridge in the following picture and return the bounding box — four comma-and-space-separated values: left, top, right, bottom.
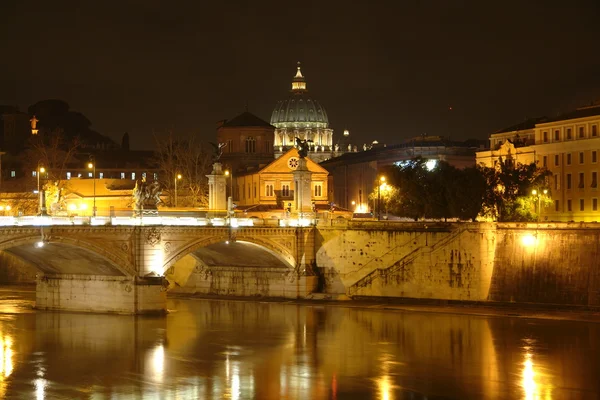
0, 225, 315, 314
3, 221, 598, 314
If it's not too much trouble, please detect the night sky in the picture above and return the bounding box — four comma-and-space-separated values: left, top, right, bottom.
2, 1, 600, 150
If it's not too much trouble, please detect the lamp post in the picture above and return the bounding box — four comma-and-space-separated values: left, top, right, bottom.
377, 176, 386, 221
88, 157, 96, 217
37, 162, 46, 216
174, 173, 182, 207
532, 189, 548, 222
225, 170, 233, 219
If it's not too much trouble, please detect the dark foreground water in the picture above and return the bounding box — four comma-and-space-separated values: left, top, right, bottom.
0, 288, 599, 399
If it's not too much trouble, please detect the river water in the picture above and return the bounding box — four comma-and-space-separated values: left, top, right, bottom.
0, 287, 598, 399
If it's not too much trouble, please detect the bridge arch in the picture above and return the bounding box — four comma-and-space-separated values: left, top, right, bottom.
162, 234, 296, 273
0, 233, 136, 277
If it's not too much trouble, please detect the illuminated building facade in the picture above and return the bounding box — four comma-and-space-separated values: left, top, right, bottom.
271, 63, 339, 163
476, 104, 600, 222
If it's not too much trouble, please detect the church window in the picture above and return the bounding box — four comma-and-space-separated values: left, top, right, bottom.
282, 184, 290, 197
245, 137, 256, 153
314, 184, 322, 197
265, 184, 274, 197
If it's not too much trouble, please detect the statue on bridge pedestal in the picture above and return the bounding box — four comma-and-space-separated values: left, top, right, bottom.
132, 179, 162, 216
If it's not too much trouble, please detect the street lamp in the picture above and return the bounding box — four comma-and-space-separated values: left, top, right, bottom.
225, 170, 234, 219
37, 162, 46, 216
174, 173, 182, 207
377, 176, 386, 221
532, 189, 548, 222
88, 157, 96, 217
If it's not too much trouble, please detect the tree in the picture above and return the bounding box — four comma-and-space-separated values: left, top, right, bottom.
154, 132, 213, 207
479, 158, 551, 221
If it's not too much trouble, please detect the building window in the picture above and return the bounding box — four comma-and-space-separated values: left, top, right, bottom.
131, 172, 135, 180
580, 199, 585, 211
566, 129, 572, 140
567, 153, 571, 165
567, 199, 572, 212
245, 137, 256, 153
593, 126, 598, 137
88, 172, 93, 178
142, 172, 146, 180
265, 184, 274, 197
543, 132, 548, 143
10, 171, 15, 178
253, 183, 257, 198
543, 156, 547, 167
580, 152, 584, 164
567, 174, 572, 189
555, 199, 560, 212
554, 155, 559, 166
594, 198, 598, 211
154, 173, 158, 181
227, 140, 233, 153
554, 130, 560, 141
99, 172, 104, 179
77, 173, 82, 178
66, 172, 71, 179
579, 172, 584, 188
32, 171, 37, 177
121, 172, 125, 179
554, 174, 560, 190
281, 184, 290, 197
579, 126, 585, 138
265, 141, 271, 152
248, 184, 251, 199
593, 151, 598, 163
593, 172, 598, 188
314, 184, 322, 197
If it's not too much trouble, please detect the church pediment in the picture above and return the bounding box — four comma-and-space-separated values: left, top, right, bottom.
259, 148, 329, 175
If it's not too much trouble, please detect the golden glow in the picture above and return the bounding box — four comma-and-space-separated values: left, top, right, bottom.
0, 207, 3, 211
177, 174, 182, 180
292, 81, 306, 90
355, 203, 369, 213
39, 167, 45, 174
79, 203, 88, 210
87, 162, 93, 169
149, 344, 165, 382
532, 189, 538, 196
521, 234, 537, 247
0, 333, 14, 378
225, 170, 230, 176
68, 204, 77, 211
5, 206, 10, 211
379, 176, 386, 183
522, 352, 537, 400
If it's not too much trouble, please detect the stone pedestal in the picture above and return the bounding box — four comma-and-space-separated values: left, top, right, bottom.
36, 275, 167, 314
206, 163, 227, 212
292, 158, 313, 215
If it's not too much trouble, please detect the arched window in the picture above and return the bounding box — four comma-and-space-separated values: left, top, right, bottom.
282, 184, 290, 197
245, 137, 256, 153
265, 184, 274, 197
314, 184, 322, 197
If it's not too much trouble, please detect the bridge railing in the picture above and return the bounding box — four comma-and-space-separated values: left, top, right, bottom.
0, 215, 262, 227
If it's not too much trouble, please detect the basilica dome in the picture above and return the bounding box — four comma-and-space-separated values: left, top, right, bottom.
270, 63, 329, 128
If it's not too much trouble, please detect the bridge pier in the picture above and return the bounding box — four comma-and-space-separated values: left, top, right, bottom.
36, 274, 167, 314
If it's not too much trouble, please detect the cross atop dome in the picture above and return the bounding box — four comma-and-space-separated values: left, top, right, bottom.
292, 61, 307, 91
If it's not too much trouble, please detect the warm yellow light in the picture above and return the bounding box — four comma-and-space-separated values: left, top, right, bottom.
532, 189, 538, 196
225, 170, 230, 176
380, 176, 386, 183
351, 200, 356, 205
68, 204, 77, 211
5, 206, 10, 211
0, 206, 4, 211
521, 234, 537, 247
88, 162, 93, 169
79, 203, 88, 210
543, 189, 548, 195
39, 167, 45, 173
176, 174, 182, 180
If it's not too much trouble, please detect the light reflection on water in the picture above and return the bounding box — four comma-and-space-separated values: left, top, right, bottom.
0, 293, 598, 399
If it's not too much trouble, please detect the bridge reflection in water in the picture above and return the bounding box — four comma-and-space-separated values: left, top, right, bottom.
0, 291, 598, 399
